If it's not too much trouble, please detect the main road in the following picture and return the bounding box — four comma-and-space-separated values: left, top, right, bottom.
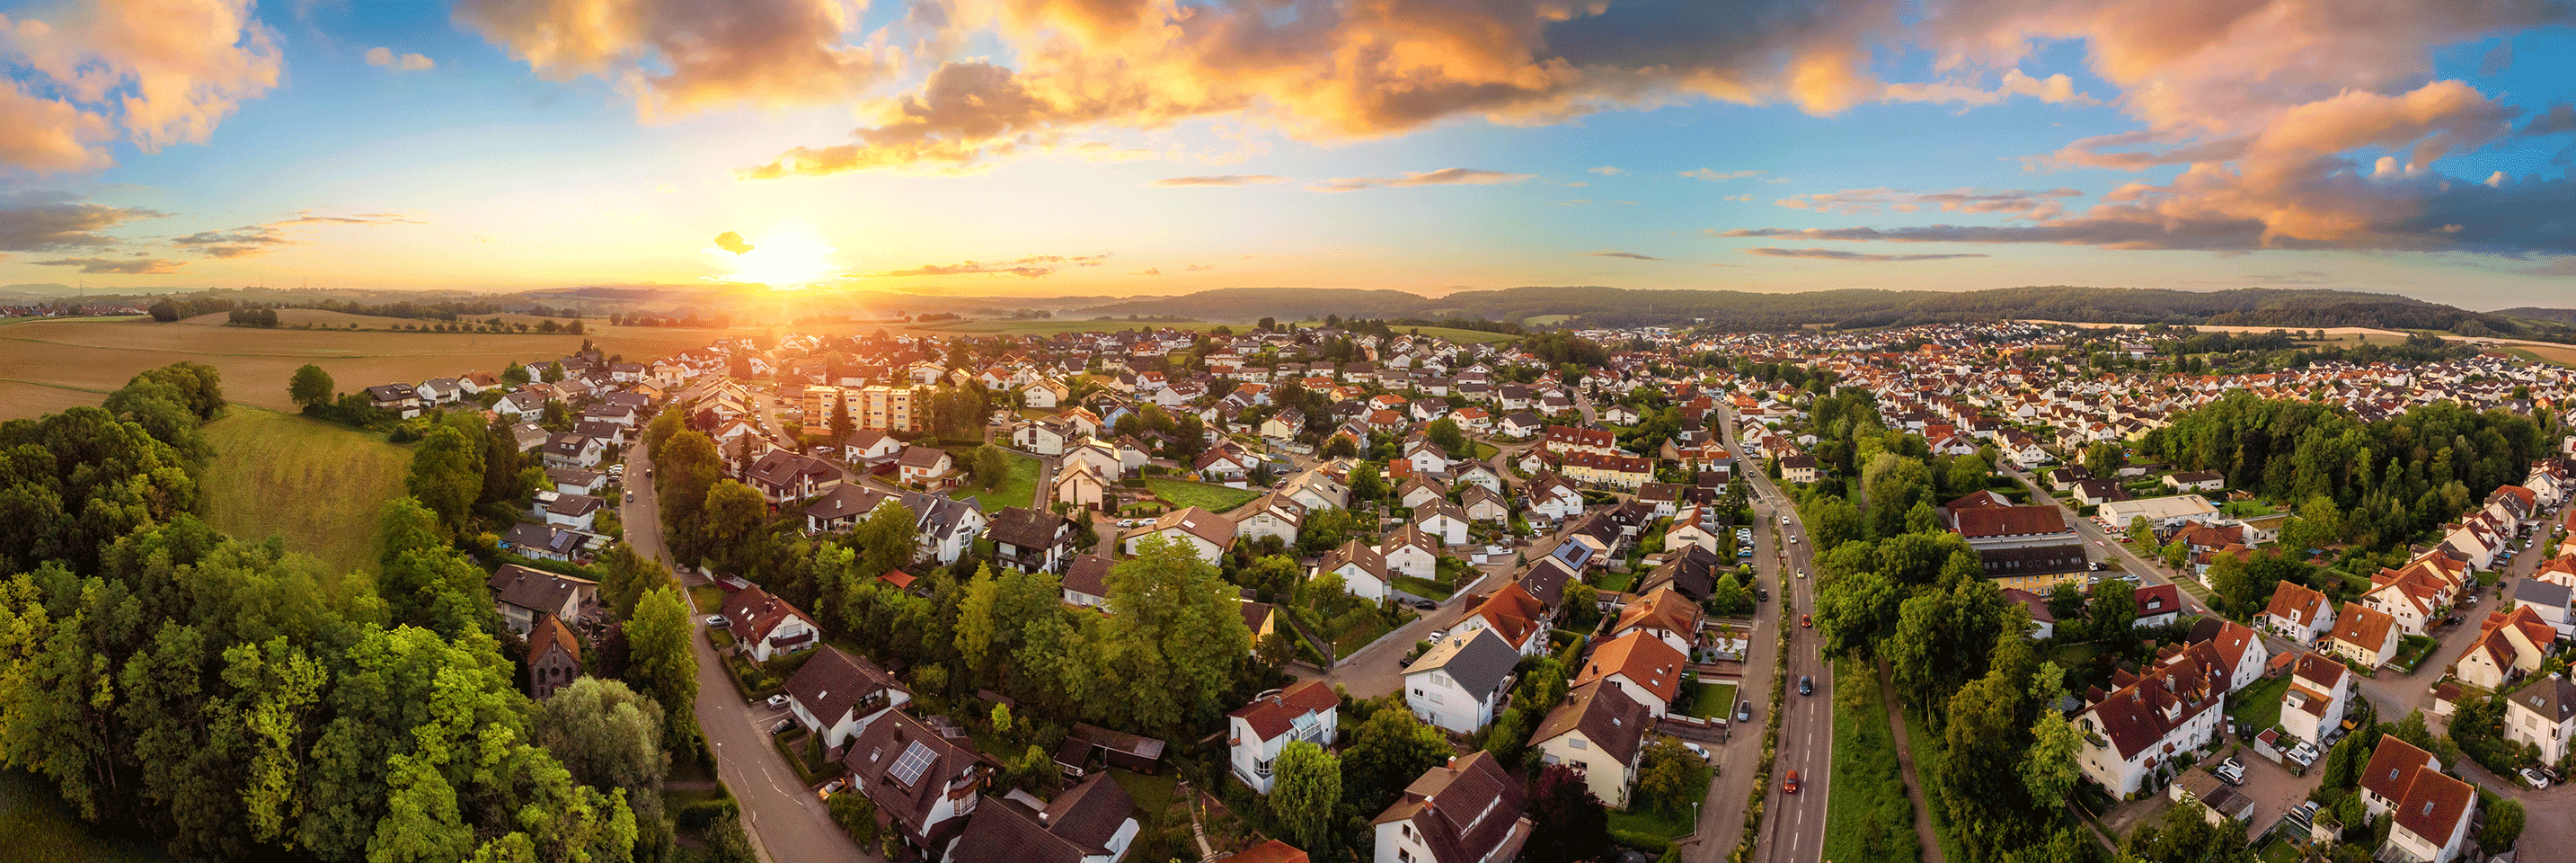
622, 440, 872, 863
1685, 405, 1834, 863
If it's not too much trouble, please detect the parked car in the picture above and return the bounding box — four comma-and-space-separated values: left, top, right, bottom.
1756, 587, 1769, 601
2214, 764, 2244, 786
818, 778, 845, 799
1681, 742, 1709, 761
1429, 629, 1448, 642
2522, 768, 2553, 790
1412, 598, 1437, 610
705, 615, 730, 627
765, 694, 790, 708
1737, 701, 1753, 723
1799, 675, 1812, 696
624, 492, 633, 502
768, 719, 795, 735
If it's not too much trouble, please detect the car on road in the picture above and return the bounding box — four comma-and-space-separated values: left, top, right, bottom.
765, 694, 790, 708
705, 615, 729, 627
624, 492, 633, 502
1755, 587, 1768, 602
643, 467, 652, 477
2522, 768, 2553, 790
1737, 701, 1752, 723
1782, 515, 1790, 525
1797, 569, 1807, 579
1801, 613, 1811, 627
768, 719, 795, 735
1799, 675, 1812, 696
1784, 770, 1801, 794
1412, 598, 1437, 610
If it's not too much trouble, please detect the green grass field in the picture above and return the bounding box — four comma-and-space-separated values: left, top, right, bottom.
1145, 478, 1261, 512
2230, 674, 2292, 737
1607, 763, 1711, 841
200, 407, 412, 574
1685, 680, 1739, 720
962, 450, 1040, 512
1822, 661, 1923, 863
0, 769, 171, 863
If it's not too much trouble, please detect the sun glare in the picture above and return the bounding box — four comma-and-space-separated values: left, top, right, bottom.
709, 221, 841, 289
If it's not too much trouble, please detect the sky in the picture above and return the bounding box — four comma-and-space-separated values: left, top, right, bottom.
2, 0, 2573, 308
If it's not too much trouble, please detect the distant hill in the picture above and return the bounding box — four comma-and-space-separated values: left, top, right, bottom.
2495, 307, 2576, 325
1062, 284, 2566, 337
1, 283, 75, 298
1074, 287, 1456, 322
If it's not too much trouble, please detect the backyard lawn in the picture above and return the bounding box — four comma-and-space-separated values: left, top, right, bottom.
1685, 680, 1740, 720
1592, 570, 1636, 593
1394, 576, 1455, 601
1607, 764, 1711, 843
1823, 660, 1922, 863
1331, 616, 1396, 659
1145, 478, 1262, 513
962, 450, 1040, 512
2229, 674, 2293, 737
201, 407, 412, 575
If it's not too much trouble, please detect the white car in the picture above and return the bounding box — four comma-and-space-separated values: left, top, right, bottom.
765, 694, 790, 708
2522, 768, 2553, 790
1680, 742, 1710, 761
705, 615, 729, 627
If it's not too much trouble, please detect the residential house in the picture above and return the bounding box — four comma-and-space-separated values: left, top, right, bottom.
543, 432, 608, 468
2453, 606, 2554, 690
1412, 500, 1473, 546
2279, 653, 2351, 745
1053, 458, 1109, 511
1062, 555, 1113, 609
845, 711, 984, 854
1315, 539, 1392, 602
1611, 589, 1703, 658
2133, 584, 2184, 628
2330, 602, 2402, 668
527, 616, 582, 699
988, 506, 1078, 574
944, 773, 1138, 863
1778, 455, 1818, 484
720, 584, 821, 663
745, 450, 844, 504
1454, 583, 1550, 656
2073, 650, 2226, 796
803, 483, 897, 533
1530, 681, 1652, 809
898, 446, 955, 485
1368, 752, 1533, 863
906, 492, 988, 566
1572, 630, 1687, 718
783, 646, 911, 750
2358, 737, 2477, 863
1226, 681, 1340, 794
1235, 493, 1308, 547
1121, 507, 1238, 565
2262, 582, 2336, 643
537, 492, 605, 531
2164, 470, 2226, 493
486, 564, 596, 636
1403, 629, 1519, 734
2504, 675, 2575, 765
1380, 525, 1441, 583
500, 522, 585, 562
367, 383, 426, 418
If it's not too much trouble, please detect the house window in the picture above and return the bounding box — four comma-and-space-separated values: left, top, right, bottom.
1568, 737, 1588, 750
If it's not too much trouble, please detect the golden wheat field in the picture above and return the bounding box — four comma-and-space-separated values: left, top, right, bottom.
0, 316, 736, 419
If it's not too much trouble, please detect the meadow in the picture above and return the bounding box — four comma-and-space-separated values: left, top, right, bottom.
199, 408, 414, 575
0, 316, 720, 420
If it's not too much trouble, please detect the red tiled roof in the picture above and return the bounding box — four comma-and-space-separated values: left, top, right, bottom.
1952, 505, 2070, 538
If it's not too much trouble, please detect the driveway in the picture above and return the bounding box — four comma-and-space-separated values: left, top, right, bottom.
624, 440, 872, 863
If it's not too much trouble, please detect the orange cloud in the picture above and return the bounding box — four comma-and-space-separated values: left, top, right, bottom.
456, 0, 897, 119
366, 46, 434, 72
1774, 187, 2082, 218
31, 254, 182, 273
1741, 247, 1988, 262
171, 211, 420, 258
862, 253, 1111, 278
0, 0, 281, 171
1149, 174, 1286, 187
0, 192, 164, 251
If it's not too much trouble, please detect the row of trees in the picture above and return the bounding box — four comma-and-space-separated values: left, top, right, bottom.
2139, 394, 2545, 554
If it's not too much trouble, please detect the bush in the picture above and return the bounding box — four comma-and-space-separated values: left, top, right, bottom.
675, 798, 739, 833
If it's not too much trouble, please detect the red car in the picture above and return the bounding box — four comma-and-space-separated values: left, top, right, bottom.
1784, 770, 1801, 794
1801, 613, 1811, 628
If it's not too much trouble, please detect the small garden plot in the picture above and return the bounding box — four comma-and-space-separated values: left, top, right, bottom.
1144, 478, 1261, 512
1686, 680, 1740, 720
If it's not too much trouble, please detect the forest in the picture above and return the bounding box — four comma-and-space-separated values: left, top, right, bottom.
0, 363, 699, 863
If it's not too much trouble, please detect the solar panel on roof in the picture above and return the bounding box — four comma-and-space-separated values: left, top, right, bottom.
890, 741, 936, 786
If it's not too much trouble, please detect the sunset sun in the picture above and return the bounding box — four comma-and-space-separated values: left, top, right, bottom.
709, 221, 842, 289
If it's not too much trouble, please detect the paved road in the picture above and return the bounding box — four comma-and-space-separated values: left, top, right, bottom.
623, 440, 872, 863
1678, 405, 1830, 863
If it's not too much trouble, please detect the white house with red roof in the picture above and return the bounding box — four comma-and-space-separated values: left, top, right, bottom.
720, 583, 821, 663
2358, 737, 2477, 863
2278, 653, 2350, 745
1454, 583, 1550, 657
1226, 680, 1340, 794
2074, 650, 2226, 796
2132, 583, 2184, 628
2260, 582, 2335, 644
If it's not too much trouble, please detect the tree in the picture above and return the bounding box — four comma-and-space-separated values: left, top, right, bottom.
598, 544, 668, 622
829, 792, 879, 845
1709, 572, 1752, 616
1320, 434, 1359, 459
626, 587, 701, 747
1100, 535, 1252, 734
2124, 799, 2255, 863
2480, 797, 2525, 854
1271, 741, 1340, 850
2086, 582, 2137, 639
290, 364, 335, 408
2022, 711, 2084, 807
1634, 737, 1699, 815
406, 423, 485, 533
1341, 705, 1452, 814
2127, 516, 2156, 547
1816, 570, 1903, 660
478, 414, 531, 507
2083, 441, 2125, 479
1426, 418, 1467, 455
697, 480, 768, 573
530, 677, 674, 859
1523, 764, 1613, 863
502, 362, 530, 387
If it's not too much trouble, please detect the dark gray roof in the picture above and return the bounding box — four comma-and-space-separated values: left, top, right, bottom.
2511, 578, 2571, 609
1407, 627, 1519, 700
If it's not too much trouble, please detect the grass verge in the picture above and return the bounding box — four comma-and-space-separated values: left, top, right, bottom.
962, 450, 1040, 512
201, 407, 412, 574
1686, 681, 1740, 721
1145, 478, 1262, 512
1821, 660, 1922, 863
1394, 576, 1454, 601
1899, 706, 1970, 863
